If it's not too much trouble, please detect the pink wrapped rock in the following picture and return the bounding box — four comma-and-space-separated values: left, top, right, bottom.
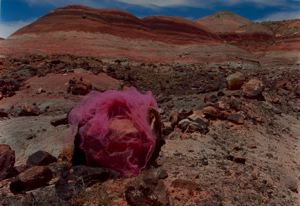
65, 88, 163, 177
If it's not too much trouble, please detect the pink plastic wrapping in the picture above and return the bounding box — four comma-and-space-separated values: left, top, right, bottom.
68, 87, 158, 176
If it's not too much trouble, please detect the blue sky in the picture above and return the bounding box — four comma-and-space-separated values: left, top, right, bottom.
1, 0, 300, 38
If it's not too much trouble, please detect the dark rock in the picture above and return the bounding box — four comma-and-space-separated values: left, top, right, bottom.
50, 116, 68, 127
162, 122, 173, 136
157, 169, 168, 179
242, 79, 264, 98
0, 79, 19, 98
226, 72, 245, 90
295, 83, 300, 97
0, 109, 8, 118
0, 144, 15, 181
26, 151, 57, 166
55, 166, 119, 200
204, 94, 218, 103
227, 113, 245, 124
125, 175, 169, 206
0, 193, 35, 206
10, 166, 53, 193
227, 155, 246, 164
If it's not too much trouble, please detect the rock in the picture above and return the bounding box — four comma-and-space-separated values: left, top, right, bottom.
0, 144, 15, 181
227, 113, 245, 124
37, 87, 46, 94
242, 79, 264, 98
67, 77, 92, 95
157, 169, 168, 179
169, 110, 193, 128
178, 119, 192, 131
226, 72, 245, 90
178, 118, 208, 134
0, 109, 8, 118
55, 165, 119, 200
125, 173, 169, 206
50, 116, 68, 127
169, 111, 179, 127
227, 155, 246, 164
18, 104, 41, 116
295, 83, 300, 97
162, 122, 173, 136
202, 106, 219, 119
283, 176, 298, 193
10, 166, 53, 193
26, 151, 57, 166
204, 94, 218, 103
202, 106, 228, 120
0, 79, 19, 98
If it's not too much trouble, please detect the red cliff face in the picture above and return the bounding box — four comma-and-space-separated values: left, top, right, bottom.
13, 5, 218, 44
1, 5, 299, 64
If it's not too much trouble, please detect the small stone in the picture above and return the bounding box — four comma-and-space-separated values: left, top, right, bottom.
169, 111, 179, 127
226, 72, 245, 90
0, 144, 15, 181
204, 94, 218, 103
283, 176, 298, 193
178, 119, 192, 131
26, 151, 57, 166
202, 106, 227, 120
202, 106, 219, 119
242, 79, 264, 98
234, 157, 246, 164
162, 122, 173, 136
157, 169, 168, 179
295, 83, 300, 97
227, 113, 244, 124
0, 109, 8, 118
50, 116, 68, 127
10, 166, 53, 193
37, 88, 46, 94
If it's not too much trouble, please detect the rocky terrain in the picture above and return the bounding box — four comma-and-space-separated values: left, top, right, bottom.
0, 4, 299, 206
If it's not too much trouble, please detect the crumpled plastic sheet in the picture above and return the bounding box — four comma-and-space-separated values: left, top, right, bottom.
68, 87, 159, 176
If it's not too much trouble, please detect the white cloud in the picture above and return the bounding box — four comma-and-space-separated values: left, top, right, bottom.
116, 0, 203, 7
22, 0, 298, 8
258, 10, 300, 21
0, 20, 33, 38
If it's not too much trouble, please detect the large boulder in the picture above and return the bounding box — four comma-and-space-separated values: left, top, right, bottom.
10, 166, 53, 193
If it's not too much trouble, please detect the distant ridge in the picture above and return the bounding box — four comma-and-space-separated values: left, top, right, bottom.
197, 11, 251, 33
